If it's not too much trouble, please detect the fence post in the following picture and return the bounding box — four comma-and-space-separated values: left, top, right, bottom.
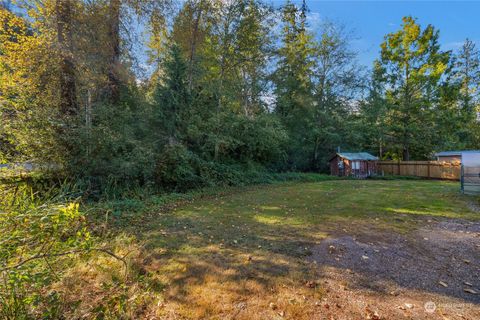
397, 160, 401, 175
427, 161, 431, 179
461, 165, 464, 193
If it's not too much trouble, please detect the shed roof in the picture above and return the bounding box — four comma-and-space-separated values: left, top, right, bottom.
435, 150, 480, 157
329, 152, 378, 161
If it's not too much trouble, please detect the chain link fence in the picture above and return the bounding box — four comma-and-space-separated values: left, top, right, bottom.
461, 166, 480, 194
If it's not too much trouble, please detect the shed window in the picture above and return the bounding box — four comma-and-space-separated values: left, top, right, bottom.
352, 161, 360, 170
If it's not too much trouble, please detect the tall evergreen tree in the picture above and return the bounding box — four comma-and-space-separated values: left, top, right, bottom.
444, 39, 480, 148
453, 39, 480, 122
359, 61, 389, 158
152, 44, 191, 145
378, 16, 449, 160
274, 0, 315, 169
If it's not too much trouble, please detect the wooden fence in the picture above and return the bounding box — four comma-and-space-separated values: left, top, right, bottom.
377, 161, 461, 180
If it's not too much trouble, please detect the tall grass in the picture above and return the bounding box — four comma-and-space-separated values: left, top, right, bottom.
0, 180, 91, 319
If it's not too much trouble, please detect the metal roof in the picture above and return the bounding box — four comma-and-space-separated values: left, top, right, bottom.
331, 152, 378, 161
435, 150, 480, 157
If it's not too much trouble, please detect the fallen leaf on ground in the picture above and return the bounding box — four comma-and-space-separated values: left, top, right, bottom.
464, 288, 477, 294
365, 307, 381, 320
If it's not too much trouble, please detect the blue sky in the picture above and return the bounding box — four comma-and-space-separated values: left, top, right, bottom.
283, 0, 480, 67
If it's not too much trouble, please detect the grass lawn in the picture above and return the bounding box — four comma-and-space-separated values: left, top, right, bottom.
141, 179, 474, 253
61, 179, 479, 319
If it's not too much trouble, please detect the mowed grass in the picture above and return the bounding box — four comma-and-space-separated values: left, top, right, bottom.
107, 179, 476, 319
142, 180, 475, 251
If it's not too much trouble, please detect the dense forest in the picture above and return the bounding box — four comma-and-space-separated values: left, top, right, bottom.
1, 0, 480, 190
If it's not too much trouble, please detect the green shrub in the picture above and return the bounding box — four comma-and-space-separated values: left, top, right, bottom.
154, 144, 203, 191
0, 183, 92, 319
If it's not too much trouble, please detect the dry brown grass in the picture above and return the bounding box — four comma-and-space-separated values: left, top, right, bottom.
144, 246, 326, 319
49, 235, 163, 319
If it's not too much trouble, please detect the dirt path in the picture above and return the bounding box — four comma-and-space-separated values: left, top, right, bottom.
309, 219, 480, 319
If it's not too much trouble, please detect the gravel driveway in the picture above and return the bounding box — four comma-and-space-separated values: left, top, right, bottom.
309, 219, 480, 319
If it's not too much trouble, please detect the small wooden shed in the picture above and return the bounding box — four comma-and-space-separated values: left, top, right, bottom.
329, 152, 378, 178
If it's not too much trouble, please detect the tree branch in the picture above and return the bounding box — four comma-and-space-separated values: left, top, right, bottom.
1, 248, 129, 279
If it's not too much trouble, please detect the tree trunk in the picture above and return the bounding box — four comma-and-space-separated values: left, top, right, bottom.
312, 137, 320, 170
108, 0, 121, 103
403, 147, 410, 161
188, 3, 203, 90
56, 0, 77, 116
402, 62, 411, 162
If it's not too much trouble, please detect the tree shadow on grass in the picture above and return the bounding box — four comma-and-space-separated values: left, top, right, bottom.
114, 182, 480, 317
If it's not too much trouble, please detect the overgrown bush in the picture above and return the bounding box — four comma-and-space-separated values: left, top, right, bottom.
154, 144, 203, 191
199, 112, 288, 164
68, 94, 156, 188
0, 183, 91, 319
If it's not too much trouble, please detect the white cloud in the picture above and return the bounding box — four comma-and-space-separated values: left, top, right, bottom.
307, 12, 322, 31
444, 41, 465, 50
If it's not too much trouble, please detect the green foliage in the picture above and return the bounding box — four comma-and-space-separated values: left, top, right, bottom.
91, 171, 339, 226
147, 41, 288, 192
359, 18, 480, 160
202, 112, 288, 164
154, 144, 201, 190
273, 1, 316, 171
152, 144, 283, 192
152, 44, 191, 143
0, 182, 91, 319
374, 17, 450, 160
2, 2, 480, 190
68, 95, 156, 188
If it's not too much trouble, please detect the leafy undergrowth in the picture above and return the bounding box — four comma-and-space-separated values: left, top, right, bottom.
2, 177, 478, 319
0, 173, 337, 319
